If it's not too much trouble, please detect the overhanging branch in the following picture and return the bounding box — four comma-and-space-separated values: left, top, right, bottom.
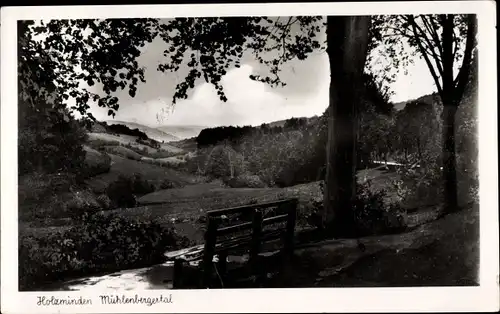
408, 15, 444, 97
411, 16, 445, 77
453, 14, 477, 103
422, 15, 444, 56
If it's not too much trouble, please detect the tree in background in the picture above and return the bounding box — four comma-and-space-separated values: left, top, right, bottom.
372, 14, 477, 213
393, 100, 440, 164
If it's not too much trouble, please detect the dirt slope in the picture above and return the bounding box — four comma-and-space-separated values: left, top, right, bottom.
276, 204, 479, 287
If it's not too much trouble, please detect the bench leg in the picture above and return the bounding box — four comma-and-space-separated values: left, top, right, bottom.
173, 259, 183, 289
216, 251, 228, 287
201, 218, 218, 288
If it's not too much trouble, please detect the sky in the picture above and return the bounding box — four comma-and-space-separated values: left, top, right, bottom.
83, 20, 437, 128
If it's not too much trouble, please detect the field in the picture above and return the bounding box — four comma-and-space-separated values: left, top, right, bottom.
88, 132, 184, 154
85, 153, 198, 193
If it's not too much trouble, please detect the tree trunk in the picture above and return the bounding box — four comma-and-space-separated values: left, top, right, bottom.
442, 104, 458, 213
416, 137, 422, 161
323, 16, 371, 237
228, 150, 234, 178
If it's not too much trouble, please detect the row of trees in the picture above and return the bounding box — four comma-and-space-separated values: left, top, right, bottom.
107, 123, 149, 139
20, 14, 477, 237
196, 117, 311, 148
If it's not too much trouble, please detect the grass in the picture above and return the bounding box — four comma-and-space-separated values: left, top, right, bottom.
88, 132, 184, 154
98, 181, 322, 243
103, 145, 143, 161
85, 153, 199, 193
141, 156, 187, 167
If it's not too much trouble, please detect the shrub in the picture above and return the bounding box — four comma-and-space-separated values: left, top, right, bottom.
204, 145, 245, 179
19, 103, 87, 176
82, 147, 112, 177
393, 155, 442, 209
103, 145, 143, 161
19, 172, 76, 206
222, 174, 267, 188
148, 150, 180, 159
353, 182, 407, 236
96, 194, 112, 210
62, 190, 102, 219
18, 213, 191, 290
86, 138, 121, 151
159, 179, 175, 190
18, 173, 103, 221
106, 174, 156, 208
300, 196, 324, 229
305, 181, 407, 236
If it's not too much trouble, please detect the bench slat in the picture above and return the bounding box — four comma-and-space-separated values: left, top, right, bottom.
216, 213, 289, 236
214, 228, 284, 253
207, 198, 297, 217
173, 198, 298, 289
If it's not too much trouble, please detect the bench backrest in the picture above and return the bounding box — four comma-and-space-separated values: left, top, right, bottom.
200, 198, 298, 287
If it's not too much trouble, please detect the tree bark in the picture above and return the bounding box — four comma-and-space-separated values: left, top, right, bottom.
323, 16, 371, 237
442, 104, 458, 213
416, 136, 422, 161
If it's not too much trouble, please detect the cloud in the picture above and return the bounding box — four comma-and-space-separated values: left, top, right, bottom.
86, 19, 436, 127
94, 39, 331, 127
102, 61, 329, 127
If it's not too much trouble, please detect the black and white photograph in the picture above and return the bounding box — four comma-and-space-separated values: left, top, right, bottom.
1, 2, 498, 313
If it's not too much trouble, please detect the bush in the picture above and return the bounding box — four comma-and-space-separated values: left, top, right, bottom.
300, 196, 324, 229
353, 182, 407, 236
204, 145, 245, 179
19, 103, 87, 176
61, 190, 102, 219
222, 174, 267, 188
19, 172, 76, 206
82, 147, 112, 177
86, 138, 121, 151
103, 145, 143, 161
159, 179, 175, 190
305, 181, 408, 236
96, 194, 112, 210
19, 213, 191, 290
393, 155, 442, 209
106, 174, 156, 208
18, 173, 103, 220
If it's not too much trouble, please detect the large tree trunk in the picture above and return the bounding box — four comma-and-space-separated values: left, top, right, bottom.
442, 104, 459, 213
322, 16, 371, 237
439, 15, 461, 214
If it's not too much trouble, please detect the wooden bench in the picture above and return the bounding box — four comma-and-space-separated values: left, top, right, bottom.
169, 198, 298, 289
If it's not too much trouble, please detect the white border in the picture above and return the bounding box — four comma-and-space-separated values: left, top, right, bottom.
1, 2, 498, 313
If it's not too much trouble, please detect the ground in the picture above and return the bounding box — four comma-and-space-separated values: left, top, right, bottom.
283, 203, 479, 287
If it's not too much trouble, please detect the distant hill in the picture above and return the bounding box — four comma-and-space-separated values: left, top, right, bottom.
156, 125, 207, 140
105, 120, 179, 142
393, 93, 440, 111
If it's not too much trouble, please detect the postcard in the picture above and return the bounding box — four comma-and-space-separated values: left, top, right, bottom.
1, 1, 498, 313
